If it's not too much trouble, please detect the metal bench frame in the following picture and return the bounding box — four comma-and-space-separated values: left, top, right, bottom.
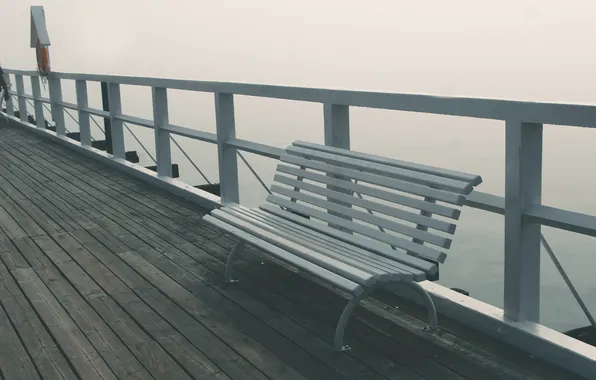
204, 140, 482, 351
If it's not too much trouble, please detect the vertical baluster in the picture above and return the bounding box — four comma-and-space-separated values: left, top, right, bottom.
4, 74, 14, 116
215, 92, 239, 204
76, 80, 91, 146
48, 76, 65, 135
323, 103, 352, 229
108, 83, 125, 158
504, 120, 543, 322
31, 75, 45, 128
152, 87, 172, 176
15, 74, 27, 122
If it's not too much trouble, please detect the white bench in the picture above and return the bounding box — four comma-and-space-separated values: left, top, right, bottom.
203, 140, 482, 351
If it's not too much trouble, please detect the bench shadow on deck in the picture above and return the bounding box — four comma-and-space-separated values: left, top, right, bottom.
0, 121, 584, 380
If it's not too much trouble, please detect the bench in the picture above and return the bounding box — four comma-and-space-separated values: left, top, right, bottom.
203, 140, 483, 351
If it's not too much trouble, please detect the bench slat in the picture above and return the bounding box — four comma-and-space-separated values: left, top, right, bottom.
211, 209, 378, 286
276, 164, 461, 219
265, 196, 447, 263
285, 146, 473, 194
279, 156, 466, 206
270, 184, 452, 249
236, 206, 427, 281
222, 208, 413, 282
259, 204, 438, 274
230, 206, 421, 278
293, 140, 483, 186
203, 215, 364, 295
273, 173, 456, 233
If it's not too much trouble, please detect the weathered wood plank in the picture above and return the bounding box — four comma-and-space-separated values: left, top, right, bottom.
12, 268, 118, 380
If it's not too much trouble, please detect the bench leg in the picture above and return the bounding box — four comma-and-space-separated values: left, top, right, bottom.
404, 282, 438, 330
225, 241, 243, 283
334, 289, 372, 352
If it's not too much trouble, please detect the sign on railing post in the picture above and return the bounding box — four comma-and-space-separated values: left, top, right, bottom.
15, 74, 27, 122
76, 80, 91, 146
152, 87, 172, 177
504, 120, 543, 322
108, 83, 125, 158
215, 92, 240, 204
31, 75, 45, 129
48, 76, 65, 135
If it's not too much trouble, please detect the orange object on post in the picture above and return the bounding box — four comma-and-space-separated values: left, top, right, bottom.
35, 39, 50, 76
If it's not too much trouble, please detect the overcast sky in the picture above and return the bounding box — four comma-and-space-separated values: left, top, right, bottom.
3, 1, 596, 101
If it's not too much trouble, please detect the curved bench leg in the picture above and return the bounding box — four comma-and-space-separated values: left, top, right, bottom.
404, 282, 438, 330
225, 241, 243, 283
334, 289, 372, 352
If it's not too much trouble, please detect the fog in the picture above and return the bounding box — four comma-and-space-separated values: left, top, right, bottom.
2, 1, 596, 331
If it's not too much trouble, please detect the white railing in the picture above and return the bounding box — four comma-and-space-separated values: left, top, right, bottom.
4, 68, 596, 323
3, 68, 596, 335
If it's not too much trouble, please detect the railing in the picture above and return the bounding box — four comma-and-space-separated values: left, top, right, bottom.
3, 68, 596, 330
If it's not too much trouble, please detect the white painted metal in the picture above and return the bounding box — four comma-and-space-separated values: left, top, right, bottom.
75, 80, 91, 146
163, 124, 217, 143
116, 114, 154, 128
504, 121, 543, 323
15, 75, 27, 122
215, 92, 239, 204
48, 77, 65, 135
8, 70, 590, 128
108, 83, 125, 158
31, 75, 45, 129
152, 87, 172, 177
30, 6, 50, 47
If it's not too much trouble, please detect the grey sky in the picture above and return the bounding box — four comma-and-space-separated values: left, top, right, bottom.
3, 1, 596, 101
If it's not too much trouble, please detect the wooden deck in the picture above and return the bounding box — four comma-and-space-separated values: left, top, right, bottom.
0, 121, 586, 380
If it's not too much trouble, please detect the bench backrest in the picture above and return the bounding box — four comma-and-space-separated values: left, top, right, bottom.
265, 140, 482, 265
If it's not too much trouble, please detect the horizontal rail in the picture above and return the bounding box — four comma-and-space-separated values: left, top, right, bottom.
40, 97, 51, 103
162, 124, 218, 143
526, 204, 596, 238
227, 138, 285, 159
81, 107, 109, 118
59, 101, 78, 111
115, 114, 153, 129
4, 70, 594, 128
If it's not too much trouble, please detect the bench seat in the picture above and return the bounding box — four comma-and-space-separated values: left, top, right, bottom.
203, 140, 482, 351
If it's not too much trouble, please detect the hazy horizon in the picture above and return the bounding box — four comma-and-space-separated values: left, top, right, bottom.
2, 1, 596, 332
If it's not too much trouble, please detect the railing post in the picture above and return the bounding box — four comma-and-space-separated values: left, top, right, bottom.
504, 120, 543, 322
215, 92, 239, 204
31, 75, 45, 129
152, 87, 172, 177
3, 73, 13, 116
107, 83, 125, 158
324, 104, 350, 149
48, 76, 66, 135
324, 103, 351, 229
15, 75, 27, 122
76, 80, 91, 146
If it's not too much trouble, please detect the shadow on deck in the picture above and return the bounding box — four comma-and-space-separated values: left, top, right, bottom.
0, 121, 584, 380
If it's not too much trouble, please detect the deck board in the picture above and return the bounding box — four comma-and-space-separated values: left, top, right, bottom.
0, 122, 587, 380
